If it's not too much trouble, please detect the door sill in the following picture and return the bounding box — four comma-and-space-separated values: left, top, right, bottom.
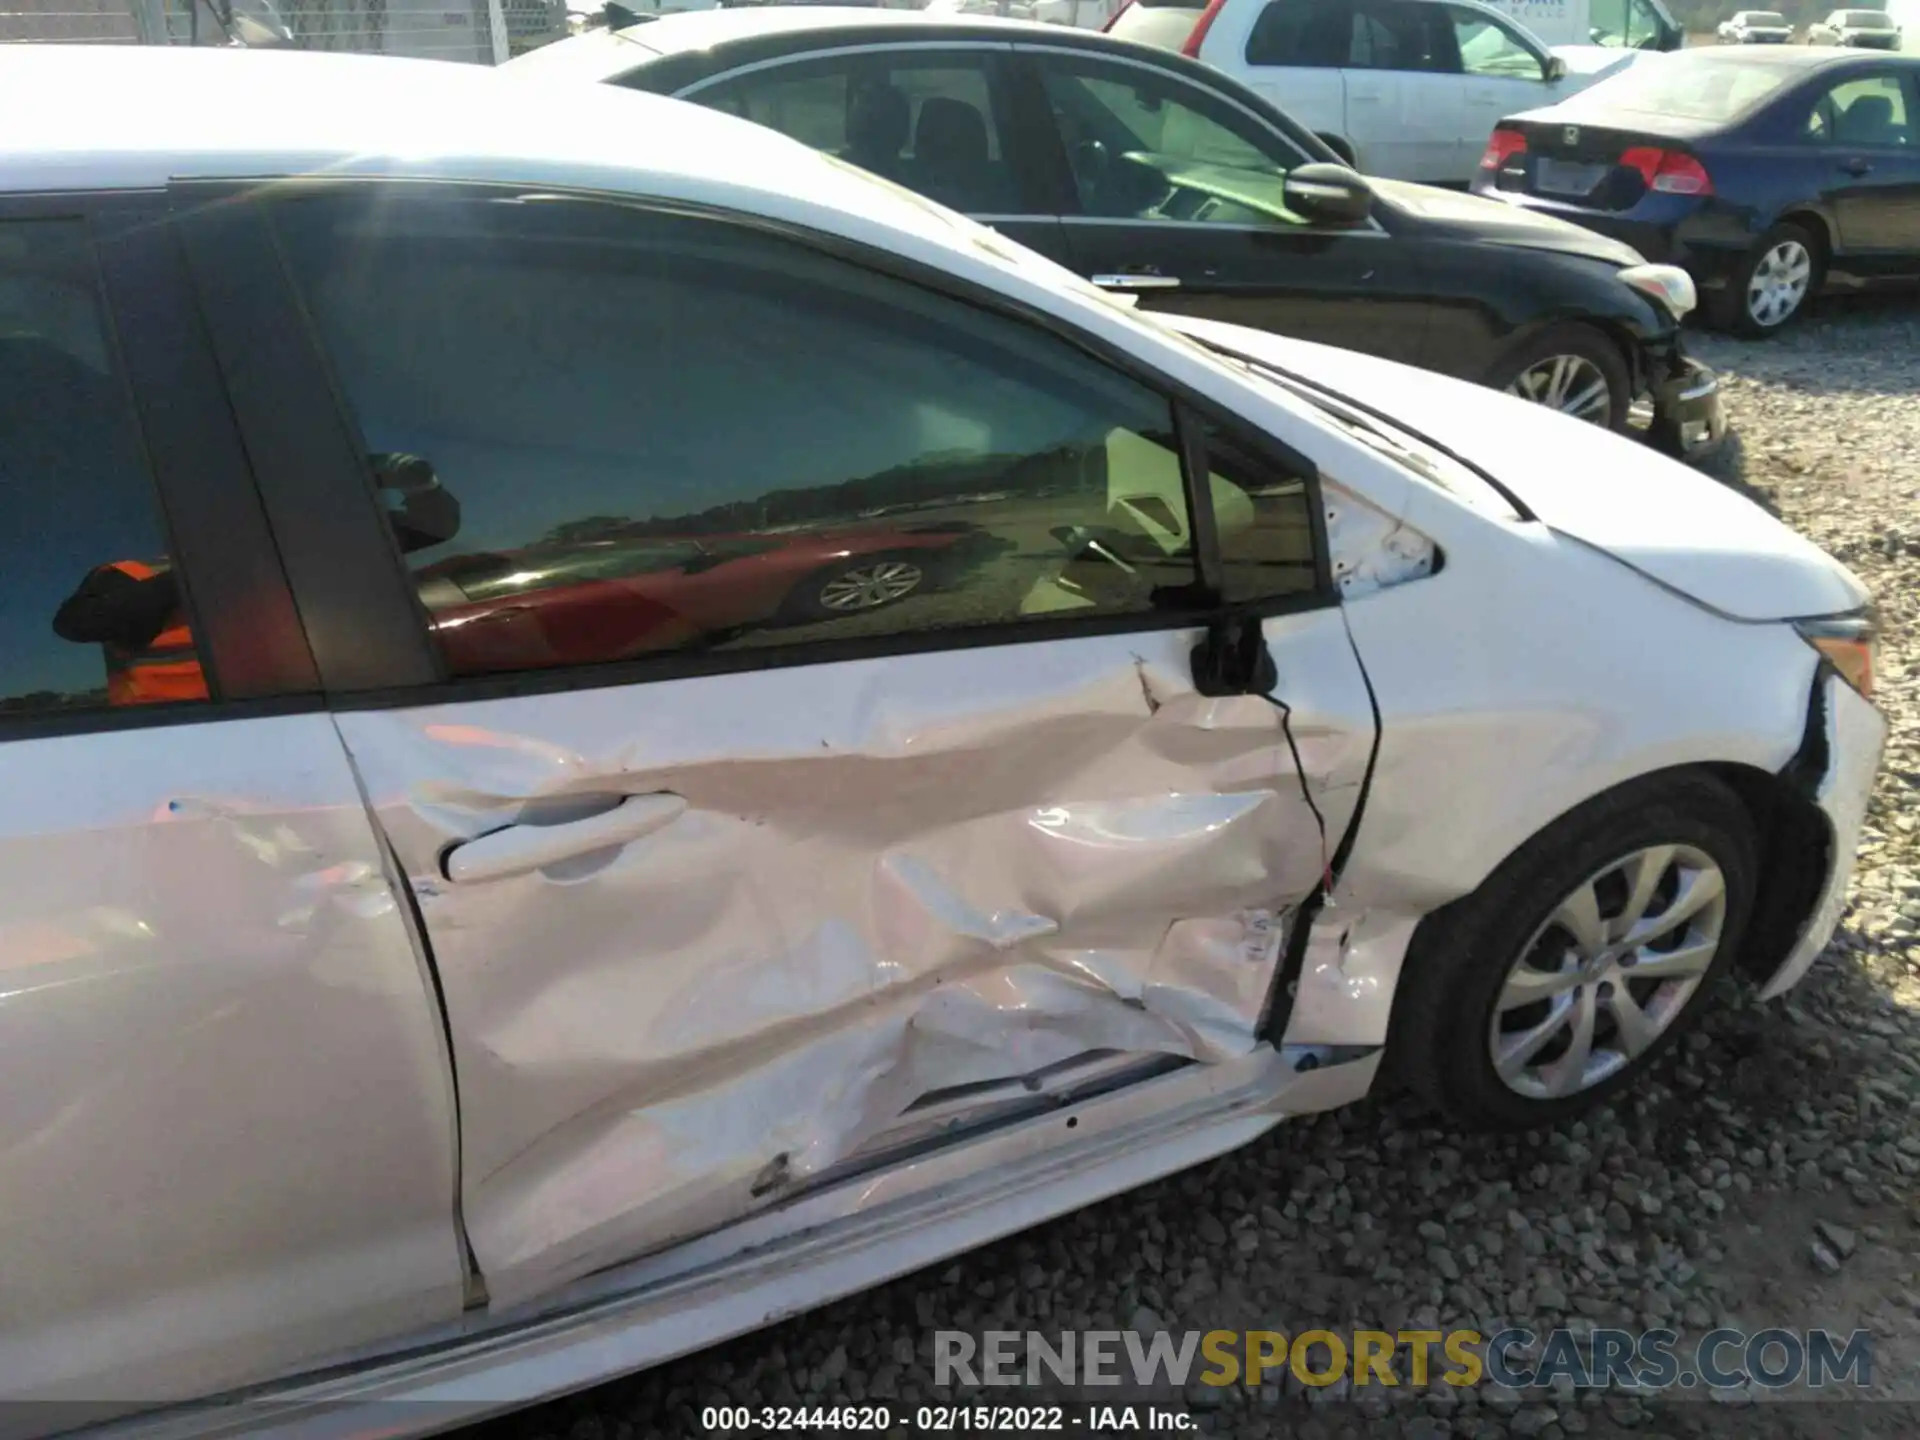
83, 1044, 1379, 1440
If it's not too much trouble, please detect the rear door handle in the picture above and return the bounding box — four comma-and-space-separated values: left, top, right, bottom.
1091, 273, 1181, 290
1844, 156, 1873, 175
443, 792, 687, 883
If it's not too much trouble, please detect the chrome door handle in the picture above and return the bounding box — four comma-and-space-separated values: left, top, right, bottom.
1091, 273, 1181, 290
443, 792, 687, 884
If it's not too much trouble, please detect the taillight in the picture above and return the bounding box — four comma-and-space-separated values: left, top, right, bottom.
1619, 146, 1713, 196
1181, 0, 1227, 55
1101, 0, 1131, 32
1479, 127, 1528, 171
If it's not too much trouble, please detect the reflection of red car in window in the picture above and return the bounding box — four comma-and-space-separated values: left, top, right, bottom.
415, 524, 990, 673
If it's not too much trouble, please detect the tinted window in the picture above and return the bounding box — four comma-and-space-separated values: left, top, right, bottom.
1040, 59, 1309, 224
1245, 0, 1352, 65
698, 55, 1019, 214
1839, 10, 1894, 26
1447, 7, 1543, 79
1806, 73, 1913, 144
0, 219, 209, 716
268, 190, 1227, 679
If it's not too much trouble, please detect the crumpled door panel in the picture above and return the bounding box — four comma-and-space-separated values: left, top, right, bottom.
335, 618, 1372, 1309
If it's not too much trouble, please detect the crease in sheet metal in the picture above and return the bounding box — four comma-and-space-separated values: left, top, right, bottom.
337, 630, 1372, 1309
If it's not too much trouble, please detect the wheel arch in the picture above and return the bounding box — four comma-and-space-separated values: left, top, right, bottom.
1774, 206, 1836, 263
1699, 760, 1833, 987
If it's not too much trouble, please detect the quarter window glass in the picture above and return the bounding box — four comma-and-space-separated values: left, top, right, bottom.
700, 57, 1018, 213
0, 219, 209, 715
1203, 423, 1319, 604
1447, 7, 1542, 78
1040, 61, 1310, 225
1805, 75, 1912, 146
269, 190, 1208, 679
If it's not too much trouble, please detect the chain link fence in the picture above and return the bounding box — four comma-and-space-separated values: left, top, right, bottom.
0, 0, 570, 60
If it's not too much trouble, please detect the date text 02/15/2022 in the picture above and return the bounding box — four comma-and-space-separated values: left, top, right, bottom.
699, 1406, 1195, 1431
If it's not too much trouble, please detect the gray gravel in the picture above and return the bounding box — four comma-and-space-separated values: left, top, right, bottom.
474, 294, 1920, 1440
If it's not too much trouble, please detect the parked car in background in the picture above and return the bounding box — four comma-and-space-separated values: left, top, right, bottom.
513, 9, 1722, 450
1474, 48, 1920, 334
1100, 0, 1649, 185
1718, 9, 1796, 43
1483, 0, 1684, 50
0, 40, 1882, 1437
1807, 8, 1903, 46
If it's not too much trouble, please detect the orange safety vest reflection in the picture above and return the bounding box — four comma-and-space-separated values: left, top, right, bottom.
101, 560, 208, 706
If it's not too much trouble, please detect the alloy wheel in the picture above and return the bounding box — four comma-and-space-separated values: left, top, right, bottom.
1505, 354, 1615, 423
1487, 844, 1727, 1100
1747, 239, 1812, 328
817, 560, 924, 612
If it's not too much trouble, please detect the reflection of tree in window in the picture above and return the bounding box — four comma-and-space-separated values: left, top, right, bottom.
269, 192, 1212, 673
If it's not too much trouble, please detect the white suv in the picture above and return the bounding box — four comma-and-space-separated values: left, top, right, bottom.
1107, 0, 1647, 184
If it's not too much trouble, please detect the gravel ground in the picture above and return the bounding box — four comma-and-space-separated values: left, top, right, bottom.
473, 294, 1920, 1440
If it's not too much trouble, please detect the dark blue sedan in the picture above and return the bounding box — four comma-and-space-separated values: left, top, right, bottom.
1471, 48, 1920, 335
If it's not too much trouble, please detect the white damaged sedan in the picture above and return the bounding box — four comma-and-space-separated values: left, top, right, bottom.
0, 43, 1884, 1436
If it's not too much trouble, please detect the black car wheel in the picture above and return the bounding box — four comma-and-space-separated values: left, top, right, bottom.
1388, 771, 1758, 1132
1708, 221, 1822, 337
1490, 323, 1632, 430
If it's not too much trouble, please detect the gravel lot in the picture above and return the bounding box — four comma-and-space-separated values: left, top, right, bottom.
475, 295, 1920, 1440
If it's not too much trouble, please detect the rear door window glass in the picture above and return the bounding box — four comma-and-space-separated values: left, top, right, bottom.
0, 218, 209, 715
1805, 74, 1913, 146
699, 54, 1020, 213
1245, 0, 1352, 65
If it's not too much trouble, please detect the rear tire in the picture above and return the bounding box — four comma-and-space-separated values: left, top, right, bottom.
1704, 220, 1823, 337
1487, 322, 1633, 431
1389, 771, 1758, 1132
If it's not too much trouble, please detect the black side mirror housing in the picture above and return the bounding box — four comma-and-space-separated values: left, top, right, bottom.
1282, 163, 1374, 229
1544, 54, 1569, 81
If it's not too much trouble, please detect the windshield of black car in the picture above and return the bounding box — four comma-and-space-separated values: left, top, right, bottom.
1577, 53, 1802, 121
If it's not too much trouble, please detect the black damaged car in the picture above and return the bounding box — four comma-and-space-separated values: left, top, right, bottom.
511, 8, 1725, 458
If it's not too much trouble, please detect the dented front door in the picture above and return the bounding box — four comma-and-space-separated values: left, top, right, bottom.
250, 180, 1376, 1311
336, 621, 1372, 1308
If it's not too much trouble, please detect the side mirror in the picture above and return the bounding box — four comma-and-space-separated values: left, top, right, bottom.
1282, 163, 1374, 228
1544, 55, 1569, 81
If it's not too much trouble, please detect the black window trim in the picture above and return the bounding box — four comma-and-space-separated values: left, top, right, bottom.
0, 190, 320, 743
177, 175, 1335, 714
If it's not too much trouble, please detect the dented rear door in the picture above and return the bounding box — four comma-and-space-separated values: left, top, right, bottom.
200, 180, 1376, 1311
